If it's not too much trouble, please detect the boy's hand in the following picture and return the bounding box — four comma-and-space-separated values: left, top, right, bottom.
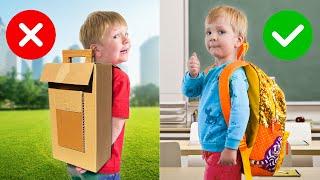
75, 167, 87, 174
188, 52, 200, 78
218, 148, 237, 166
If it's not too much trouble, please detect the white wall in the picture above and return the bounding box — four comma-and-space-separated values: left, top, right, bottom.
160, 0, 188, 103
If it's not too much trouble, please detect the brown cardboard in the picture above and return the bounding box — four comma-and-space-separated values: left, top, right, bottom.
40, 49, 112, 172
56, 109, 84, 152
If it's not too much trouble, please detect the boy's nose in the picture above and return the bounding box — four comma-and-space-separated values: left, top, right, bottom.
122, 36, 129, 44
210, 34, 217, 42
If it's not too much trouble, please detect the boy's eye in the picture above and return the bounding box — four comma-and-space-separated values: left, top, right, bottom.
113, 34, 120, 39
125, 32, 129, 37
206, 31, 212, 36
218, 30, 226, 35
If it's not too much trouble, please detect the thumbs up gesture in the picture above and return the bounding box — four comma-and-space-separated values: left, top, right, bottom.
188, 52, 200, 78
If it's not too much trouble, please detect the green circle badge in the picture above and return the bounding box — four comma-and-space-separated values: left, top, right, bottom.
263, 10, 313, 61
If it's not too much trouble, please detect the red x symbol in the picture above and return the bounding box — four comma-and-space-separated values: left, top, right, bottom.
6, 10, 56, 60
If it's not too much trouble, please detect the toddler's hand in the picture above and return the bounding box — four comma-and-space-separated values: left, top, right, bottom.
218, 148, 237, 166
188, 52, 200, 78
75, 167, 87, 174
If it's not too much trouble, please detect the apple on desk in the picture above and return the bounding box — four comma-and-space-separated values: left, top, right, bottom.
295, 116, 305, 123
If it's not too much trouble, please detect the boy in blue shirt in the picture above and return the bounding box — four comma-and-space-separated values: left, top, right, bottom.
182, 5, 250, 180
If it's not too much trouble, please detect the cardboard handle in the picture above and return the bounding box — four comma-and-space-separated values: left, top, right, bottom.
62, 49, 94, 63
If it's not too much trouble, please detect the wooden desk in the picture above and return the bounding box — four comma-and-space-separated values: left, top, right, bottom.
291, 141, 320, 155
160, 167, 320, 180
171, 140, 320, 156
312, 126, 320, 133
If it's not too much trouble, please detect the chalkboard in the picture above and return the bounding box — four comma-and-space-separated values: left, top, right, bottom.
189, 0, 320, 101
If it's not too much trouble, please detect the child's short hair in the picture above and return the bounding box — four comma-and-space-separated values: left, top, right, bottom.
80, 11, 127, 49
206, 5, 248, 42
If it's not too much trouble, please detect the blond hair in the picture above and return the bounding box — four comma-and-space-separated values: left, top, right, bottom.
206, 5, 248, 42
80, 11, 127, 49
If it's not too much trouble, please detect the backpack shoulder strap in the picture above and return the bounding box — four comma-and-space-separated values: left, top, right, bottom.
219, 61, 253, 180
237, 42, 249, 60
219, 42, 249, 124
218, 43, 253, 180
219, 60, 249, 125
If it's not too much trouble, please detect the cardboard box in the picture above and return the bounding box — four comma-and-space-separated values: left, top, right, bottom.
40, 49, 112, 172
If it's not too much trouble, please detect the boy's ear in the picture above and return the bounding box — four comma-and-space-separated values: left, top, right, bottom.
235, 35, 244, 48
90, 44, 101, 58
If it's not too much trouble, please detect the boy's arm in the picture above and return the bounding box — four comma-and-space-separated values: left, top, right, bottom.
182, 52, 204, 97
224, 69, 250, 150
182, 72, 205, 98
112, 117, 126, 144
111, 68, 130, 144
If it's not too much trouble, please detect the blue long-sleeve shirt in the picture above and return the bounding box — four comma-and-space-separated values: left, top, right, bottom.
182, 62, 250, 152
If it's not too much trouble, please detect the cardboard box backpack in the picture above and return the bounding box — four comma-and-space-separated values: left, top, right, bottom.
40, 49, 112, 172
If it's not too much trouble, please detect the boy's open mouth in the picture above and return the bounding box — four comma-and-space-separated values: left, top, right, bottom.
120, 49, 128, 54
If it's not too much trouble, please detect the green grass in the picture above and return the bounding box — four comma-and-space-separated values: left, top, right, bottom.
0, 107, 159, 179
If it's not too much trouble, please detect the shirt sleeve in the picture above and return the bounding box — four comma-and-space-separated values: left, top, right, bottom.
224, 68, 250, 150
112, 70, 130, 119
182, 72, 205, 98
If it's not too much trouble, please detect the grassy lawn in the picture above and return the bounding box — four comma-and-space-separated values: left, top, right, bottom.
0, 107, 159, 179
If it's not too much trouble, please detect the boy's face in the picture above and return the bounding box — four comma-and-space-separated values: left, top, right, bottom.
92, 24, 130, 64
205, 16, 242, 61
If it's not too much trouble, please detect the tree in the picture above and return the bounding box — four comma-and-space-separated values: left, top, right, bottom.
33, 81, 48, 108
0, 68, 49, 109
16, 70, 41, 108
130, 83, 159, 107
3, 68, 19, 107
0, 76, 7, 106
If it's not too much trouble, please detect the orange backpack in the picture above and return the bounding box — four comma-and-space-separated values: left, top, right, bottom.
217, 43, 289, 179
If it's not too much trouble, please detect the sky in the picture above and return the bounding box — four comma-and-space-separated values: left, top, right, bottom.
0, 0, 159, 86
